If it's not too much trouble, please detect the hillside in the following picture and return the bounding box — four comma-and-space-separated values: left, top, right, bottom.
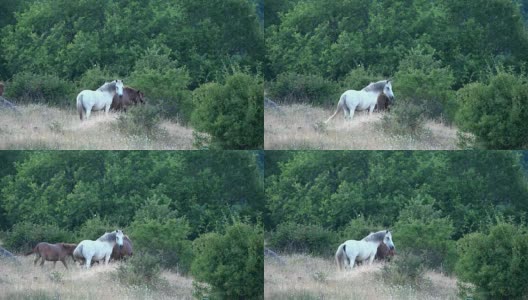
265, 254, 458, 300
265, 104, 459, 150
0, 256, 193, 300
0, 104, 195, 150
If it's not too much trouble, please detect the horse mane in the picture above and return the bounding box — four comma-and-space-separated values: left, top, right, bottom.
97, 230, 119, 242
362, 230, 387, 242
96, 81, 116, 92
362, 80, 387, 93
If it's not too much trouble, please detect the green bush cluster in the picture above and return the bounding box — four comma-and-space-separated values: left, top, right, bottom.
267, 72, 338, 105
3, 222, 74, 252
116, 105, 164, 138
267, 222, 337, 256
456, 221, 528, 299
117, 251, 164, 288
191, 221, 263, 300
393, 197, 457, 273
5, 72, 75, 106
456, 70, 528, 149
191, 70, 263, 149
381, 251, 429, 288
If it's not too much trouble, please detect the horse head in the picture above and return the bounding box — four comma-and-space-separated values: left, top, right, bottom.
115, 229, 124, 249
384, 80, 395, 103
384, 230, 395, 250
114, 80, 124, 98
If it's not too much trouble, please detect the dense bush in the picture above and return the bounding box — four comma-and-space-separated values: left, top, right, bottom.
339, 67, 381, 91
3, 222, 74, 252
339, 216, 381, 241
4, 72, 75, 106
393, 197, 457, 273
456, 222, 528, 299
267, 222, 337, 256
267, 72, 338, 105
456, 70, 528, 149
128, 217, 193, 273
117, 251, 164, 288
394, 47, 456, 121
77, 67, 119, 91
191, 221, 263, 300
380, 101, 426, 136
128, 47, 193, 123
115, 105, 164, 138
75, 216, 116, 241
381, 251, 429, 288
191, 71, 263, 149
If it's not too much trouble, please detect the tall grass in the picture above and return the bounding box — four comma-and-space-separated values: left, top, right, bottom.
264, 104, 459, 150
0, 104, 197, 150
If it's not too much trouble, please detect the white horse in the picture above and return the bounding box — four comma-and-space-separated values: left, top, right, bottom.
73, 230, 124, 269
335, 230, 395, 271
76, 80, 124, 120
325, 80, 395, 123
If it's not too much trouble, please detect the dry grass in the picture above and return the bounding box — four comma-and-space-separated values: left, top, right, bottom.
265, 254, 458, 300
265, 104, 459, 150
0, 255, 193, 300
0, 104, 198, 149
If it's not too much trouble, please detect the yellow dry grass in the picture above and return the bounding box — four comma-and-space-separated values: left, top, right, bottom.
265, 254, 458, 300
0, 104, 197, 149
0, 256, 193, 300
265, 104, 459, 150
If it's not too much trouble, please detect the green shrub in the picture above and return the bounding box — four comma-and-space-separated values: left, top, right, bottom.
267, 72, 338, 105
456, 222, 528, 299
77, 66, 118, 91
394, 46, 456, 121
340, 67, 381, 91
3, 222, 74, 252
381, 251, 429, 288
191, 221, 263, 300
76, 216, 115, 241
5, 72, 74, 106
128, 217, 193, 273
267, 222, 337, 256
117, 251, 164, 288
128, 47, 192, 123
115, 105, 164, 138
380, 101, 426, 136
393, 196, 457, 273
191, 71, 263, 149
339, 216, 381, 241
456, 70, 528, 149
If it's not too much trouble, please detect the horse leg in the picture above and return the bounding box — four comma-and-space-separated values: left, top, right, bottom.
85, 257, 92, 269
40, 258, 45, 267
105, 254, 111, 265
85, 107, 92, 120
34, 254, 40, 266
348, 254, 358, 269
53, 261, 57, 268
61, 259, 68, 270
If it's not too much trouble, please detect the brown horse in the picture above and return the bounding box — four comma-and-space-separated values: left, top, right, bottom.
111, 235, 133, 260
25, 242, 77, 269
355, 243, 395, 266
374, 92, 392, 112
111, 86, 145, 112
0, 82, 4, 97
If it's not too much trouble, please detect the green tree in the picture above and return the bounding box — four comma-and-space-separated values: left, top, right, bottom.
456, 221, 528, 299
191, 71, 263, 149
191, 221, 263, 300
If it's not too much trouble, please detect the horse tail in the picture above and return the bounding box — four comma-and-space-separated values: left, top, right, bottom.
335, 243, 347, 271
325, 93, 346, 123
77, 93, 84, 120
73, 243, 83, 260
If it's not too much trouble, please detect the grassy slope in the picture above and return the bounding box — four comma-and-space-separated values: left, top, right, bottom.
265, 104, 459, 150
265, 254, 458, 300
0, 104, 196, 150
0, 256, 193, 300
